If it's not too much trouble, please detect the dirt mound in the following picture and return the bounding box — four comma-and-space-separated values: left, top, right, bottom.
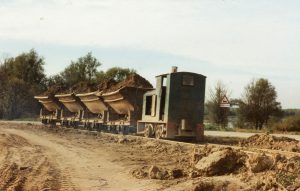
274, 155, 300, 189
148, 165, 169, 180
194, 147, 247, 176
131, 167, 148, 179
239, 134, 300, 152
131, 165, 184, 180
248, 153, 274, 173
192, 179, 240, 191
102, 73, 153, 93
98, 79, 117, 91
58, 81, 98, 94
251, 176, 286, 191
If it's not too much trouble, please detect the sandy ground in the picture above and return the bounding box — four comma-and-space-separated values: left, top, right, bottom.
0, 124, 162, 191
0, 122, 300, 191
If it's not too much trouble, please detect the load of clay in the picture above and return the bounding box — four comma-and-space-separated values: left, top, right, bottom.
70, 82, 98, 94
97, 79, 117, 91
57, 81, 98, 94
102, 73, 153, 93
39, 73, 152, 97
239, 134, 300, 152
38, 85, 67, 97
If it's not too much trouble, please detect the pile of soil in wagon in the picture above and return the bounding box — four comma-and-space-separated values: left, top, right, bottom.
98, 79, 117, 91
70, 82, 98, 94
38, 85, 67, 97
239, 134, 300, 152
57, 82, 98, 95
102, 73, 153, 93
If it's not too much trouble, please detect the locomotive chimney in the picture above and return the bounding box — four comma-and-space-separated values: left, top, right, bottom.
171, 66, 178, 73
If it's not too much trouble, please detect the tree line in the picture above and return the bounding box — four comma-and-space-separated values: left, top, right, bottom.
206, 80, 300, 131
0, 49, 298, 131
0, 49, 134, 119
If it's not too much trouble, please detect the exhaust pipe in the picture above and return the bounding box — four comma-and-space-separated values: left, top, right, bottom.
171, 66, 178, 73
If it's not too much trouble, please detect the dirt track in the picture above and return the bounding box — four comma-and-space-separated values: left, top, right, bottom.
0, 122, 300, 191
0, 124, 162, 191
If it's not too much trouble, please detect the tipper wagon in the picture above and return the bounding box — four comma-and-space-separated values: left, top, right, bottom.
76, 91, 110, 129
101, 86, 152, 133
34, 95, 62, 125
55, 93, 85, 127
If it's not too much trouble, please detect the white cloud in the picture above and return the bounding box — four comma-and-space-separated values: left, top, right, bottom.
0, 0, 299, 107
1, 0, 299, 69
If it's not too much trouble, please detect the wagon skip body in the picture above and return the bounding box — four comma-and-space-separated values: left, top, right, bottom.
101, 87, 152, 129
34, 95, 62, 124
55, 93, 85, 125
76, 91, 109, 126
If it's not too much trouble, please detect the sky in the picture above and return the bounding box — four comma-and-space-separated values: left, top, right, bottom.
0, 0, 299, 108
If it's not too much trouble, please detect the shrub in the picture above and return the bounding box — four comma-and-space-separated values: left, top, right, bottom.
273, 116, 300, 132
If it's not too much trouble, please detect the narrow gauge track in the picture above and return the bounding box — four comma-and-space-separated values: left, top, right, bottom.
2, 121, 299, 157
45, 123, 300, 158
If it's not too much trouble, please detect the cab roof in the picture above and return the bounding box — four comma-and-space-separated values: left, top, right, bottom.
155, 71, 206, 78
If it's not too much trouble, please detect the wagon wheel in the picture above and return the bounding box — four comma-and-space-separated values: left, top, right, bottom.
50, 120, 56, 128
90, 122, 95, 130
144, 124, 153, 138
74, 121, 79, 129
155, 126, 162, 139
83, 121, 88, 129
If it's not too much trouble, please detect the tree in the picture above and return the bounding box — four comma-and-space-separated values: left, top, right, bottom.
238, 78, 282, 130
61, 52, 101, 86
1, 77, 33, 119
45, 74, 66, 87
1, 49, 46, 85
206, 82, 230, 127
99, 67, 136, 82
0, 69, 8, 118
0, 49, 46, 119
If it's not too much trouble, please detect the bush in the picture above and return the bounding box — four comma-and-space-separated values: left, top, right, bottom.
204, 123, 234, 131
273, 116, 300, 132
204, 123, 220, 131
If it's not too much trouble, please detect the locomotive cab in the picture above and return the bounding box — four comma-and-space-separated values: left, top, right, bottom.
137, 68, 206, 140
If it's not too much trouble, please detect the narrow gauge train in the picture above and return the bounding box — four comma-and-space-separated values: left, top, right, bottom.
34, 67, 206, 140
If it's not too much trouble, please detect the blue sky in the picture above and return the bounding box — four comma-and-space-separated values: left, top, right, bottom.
0, 0, 299, 108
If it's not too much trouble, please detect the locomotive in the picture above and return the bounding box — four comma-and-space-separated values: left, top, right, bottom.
34, 67, 206, 140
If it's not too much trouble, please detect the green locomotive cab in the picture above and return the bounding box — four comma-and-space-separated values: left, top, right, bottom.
137, 68, 206, 140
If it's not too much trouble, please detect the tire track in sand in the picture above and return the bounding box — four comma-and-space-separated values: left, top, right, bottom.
0, 127, 160, 191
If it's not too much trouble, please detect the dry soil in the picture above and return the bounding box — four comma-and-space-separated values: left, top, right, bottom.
0, 122, 299, 191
